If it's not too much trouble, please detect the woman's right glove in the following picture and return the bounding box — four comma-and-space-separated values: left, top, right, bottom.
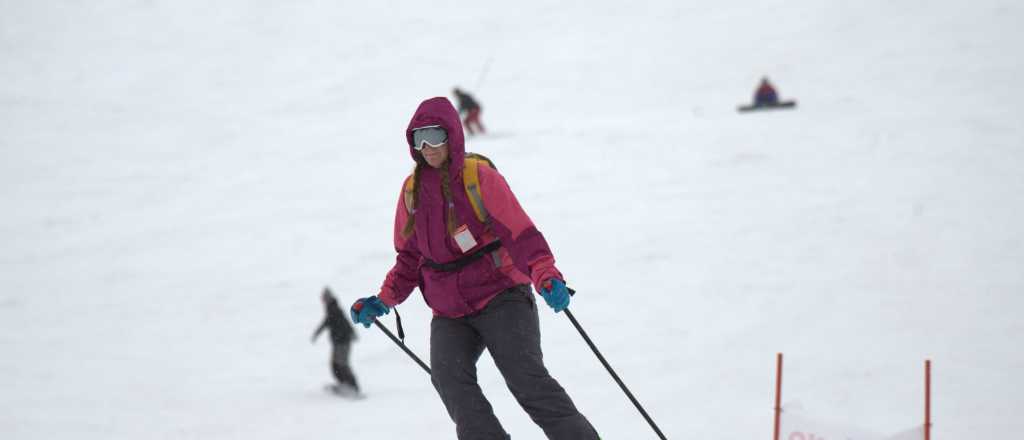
350, 296, 390, 328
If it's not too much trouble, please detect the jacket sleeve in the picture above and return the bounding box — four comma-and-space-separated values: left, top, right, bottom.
478, 166, 563, 293
378, 180, 422, 307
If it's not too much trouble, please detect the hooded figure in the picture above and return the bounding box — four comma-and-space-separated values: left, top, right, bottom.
349, 97, 599, 439
311, 288, 359, 394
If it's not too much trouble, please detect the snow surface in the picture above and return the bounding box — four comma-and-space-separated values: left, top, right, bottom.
2, 0, 1023, 438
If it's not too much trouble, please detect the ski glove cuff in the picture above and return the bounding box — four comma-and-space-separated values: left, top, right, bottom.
539, 278, 571, 313
350, 296, 390, 328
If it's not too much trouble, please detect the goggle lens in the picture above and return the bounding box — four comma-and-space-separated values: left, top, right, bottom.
412, 126, 448, 151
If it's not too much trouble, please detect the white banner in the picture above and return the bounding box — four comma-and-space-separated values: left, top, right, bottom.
882, 426, 925, 440
781, 411, 886, 440
779, 403, 923, 440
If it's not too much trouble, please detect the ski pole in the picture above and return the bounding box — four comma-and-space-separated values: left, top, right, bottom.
564, 308, 668, 440
372, 319, 431, 375
473, 57, 493, 92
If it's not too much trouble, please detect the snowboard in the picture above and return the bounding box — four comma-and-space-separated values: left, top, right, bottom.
737, 101, 797, 112
323, 383, 366, 400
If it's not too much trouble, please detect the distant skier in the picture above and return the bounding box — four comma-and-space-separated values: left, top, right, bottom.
452, 87, 486, 135
754, 76, 779, 106
311, 287, 360, 396
738, 76, 797, 112
350, 97, 599, 439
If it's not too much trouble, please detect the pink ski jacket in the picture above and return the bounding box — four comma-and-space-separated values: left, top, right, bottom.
376, 97, 562, 318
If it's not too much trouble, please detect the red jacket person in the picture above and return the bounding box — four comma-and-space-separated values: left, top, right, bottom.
350, 97, 599, 440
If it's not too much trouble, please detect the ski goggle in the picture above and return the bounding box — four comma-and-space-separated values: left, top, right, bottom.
412, 126, 448, 151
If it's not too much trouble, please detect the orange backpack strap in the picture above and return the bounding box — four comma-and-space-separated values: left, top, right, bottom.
462, 154, 493, 224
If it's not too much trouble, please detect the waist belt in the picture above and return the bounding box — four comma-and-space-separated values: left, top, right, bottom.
423, 240, 503, 272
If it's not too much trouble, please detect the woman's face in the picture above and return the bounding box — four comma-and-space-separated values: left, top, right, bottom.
421, 143, 449, 168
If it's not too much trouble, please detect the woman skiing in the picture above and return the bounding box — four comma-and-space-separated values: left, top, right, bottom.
350, 97, 599, 440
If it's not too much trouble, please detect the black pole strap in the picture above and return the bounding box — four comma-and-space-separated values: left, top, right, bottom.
373, 319, 431, 375
394, 308, 405, 341
564, 308, 668, 440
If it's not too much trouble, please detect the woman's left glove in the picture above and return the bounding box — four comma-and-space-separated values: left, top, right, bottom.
539, 278, 571, 313
350, 296, 390, 328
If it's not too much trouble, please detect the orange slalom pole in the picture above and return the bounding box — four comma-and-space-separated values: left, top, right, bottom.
925, 359, 932, 440
774, 353, 783, 440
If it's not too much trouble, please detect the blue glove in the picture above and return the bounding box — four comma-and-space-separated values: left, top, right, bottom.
539, 279, 571, 313
350, 296, 390, 328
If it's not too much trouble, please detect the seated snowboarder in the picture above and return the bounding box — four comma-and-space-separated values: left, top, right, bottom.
311, 287, 360, 396
738, 76, 796, 112
754, 76, 779, 106
452, 87, 486, 135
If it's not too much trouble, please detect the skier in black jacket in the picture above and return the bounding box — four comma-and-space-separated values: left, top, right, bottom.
312, 288, 359, 395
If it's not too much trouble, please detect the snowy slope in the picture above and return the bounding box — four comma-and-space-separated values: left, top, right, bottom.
2, 1, 1023, 438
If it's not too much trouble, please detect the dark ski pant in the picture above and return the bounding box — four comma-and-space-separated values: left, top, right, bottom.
430, 285, 599, 440
331, 342, 359, 391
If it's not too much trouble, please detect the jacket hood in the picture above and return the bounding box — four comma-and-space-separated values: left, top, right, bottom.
405, 97, 465, 174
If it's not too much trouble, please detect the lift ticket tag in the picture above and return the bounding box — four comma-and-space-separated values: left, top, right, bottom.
453, 224, 478, 253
